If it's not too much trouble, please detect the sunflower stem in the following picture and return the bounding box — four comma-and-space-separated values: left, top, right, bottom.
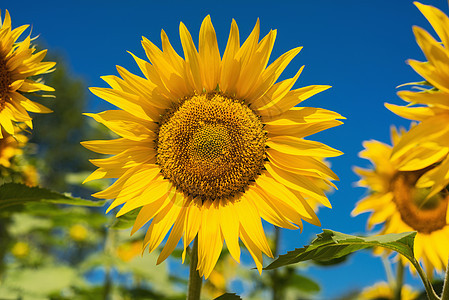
187, 237, 202, 300
413, 258, 440, 300
440, 259, 449, 300
382, 256, 395, 290
393, 260, 404, 300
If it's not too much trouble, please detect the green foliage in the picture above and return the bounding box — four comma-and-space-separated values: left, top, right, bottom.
1, 265, 80, 296
214, 293, 242, 300
285, 273, 320, 294
265, 230, 417, 270
0, 183, 106, 210
29, 54, 106, 193
109, 207, 141, 229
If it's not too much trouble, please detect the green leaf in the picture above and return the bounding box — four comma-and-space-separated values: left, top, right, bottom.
109, 207, 141, 229
0, 183, 106, 210
3, 265, 79, 296
214, 293, 242, 300
286, 273, 320, 293
265, 229, 416, 270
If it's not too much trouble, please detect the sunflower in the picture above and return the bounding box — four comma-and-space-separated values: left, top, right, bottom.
0, 10, 55, 138
83, 16, 343, 278
353, 126, 449, 275
359, 282, 418, 300
385, 2, 449, 200
0, 127, 25, 167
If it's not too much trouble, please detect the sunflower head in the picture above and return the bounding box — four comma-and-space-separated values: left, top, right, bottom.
0, 126, 25, 168
359, 282, 418, 300
83, 15, 343, 278
0, 9, 55, 138
385, 2, 449, 199
11, 241, 30, 259
353, 126, 449, 275
69, 224, 89, 242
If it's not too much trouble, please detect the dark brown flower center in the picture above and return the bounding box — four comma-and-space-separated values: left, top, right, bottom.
391, 168, 448, 234
0, 58, 11, 111
156, 92, 266, 201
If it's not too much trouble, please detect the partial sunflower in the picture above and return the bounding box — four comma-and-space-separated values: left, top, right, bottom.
359, 282, 418, 300
353, 126, 449, 275
0, 10, 55, 138
0, 126, 26, 167
83, 16, 343, 278
385, 2, 449, 201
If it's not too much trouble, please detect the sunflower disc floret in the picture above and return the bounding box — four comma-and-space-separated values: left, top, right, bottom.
157, 92, 266, 201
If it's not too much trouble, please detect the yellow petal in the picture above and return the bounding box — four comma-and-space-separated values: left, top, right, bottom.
253, 184, 304, 229
197, 200, 223, 279
81, 138, 144, 155
408, 59, 449, 94
250, 47, 303, 106
131, 193, 174, 235
415, 2, 449, 49
89, 87, 153, 121
10, 92, 52, 113
143, 199, 183, 253
266, 120, 343, 139
179, 22, 203, 93
245, 186, 298, 229
84, 110, 156, 141
95, 165, 158, 203
267, 148, 339, 181
398, 89, 449, 108
416, 156, 449, 200
413, 25, 449, 75
218, 198, 241, 263
266, 135, 342, 157
117, 178, 173, 217
239, 225, 263, 274
392, 114, 449, 163
264, 163, 331, 207
199, 15, 221, 92
157, 204, 187, 264
256, 85, 330, 117
385, 102, 436, 121
237, 29, 276, 100
235, 197, 272, 257
220, 19, 240, 94
183, 197, 202, 263
250, 65, 302, 109
262, 106, 345, 124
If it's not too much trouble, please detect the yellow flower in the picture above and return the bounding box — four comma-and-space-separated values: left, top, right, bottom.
69, 224, 88, 242
359, 282, 418, 300
385, 2, 449, 200
0, 127, 26, 167
0, 10, 55, 138
83, 16, 343, 278
203, 256, 237, 298
353, 126, 449, 275
116, 240, 143, 262
11, 241, 29, 258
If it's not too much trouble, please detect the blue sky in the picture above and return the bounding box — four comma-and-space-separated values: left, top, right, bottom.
6, 0, 449, 298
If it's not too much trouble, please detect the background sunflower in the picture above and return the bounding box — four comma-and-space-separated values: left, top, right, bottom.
0, 10, 55, 137
353, 126, 449, 276
386, 2, 449, 200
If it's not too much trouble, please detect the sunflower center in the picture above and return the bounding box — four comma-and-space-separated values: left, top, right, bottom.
0, 58, 10, 111
391, 168, 448, 234
156, 92, 266, 201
